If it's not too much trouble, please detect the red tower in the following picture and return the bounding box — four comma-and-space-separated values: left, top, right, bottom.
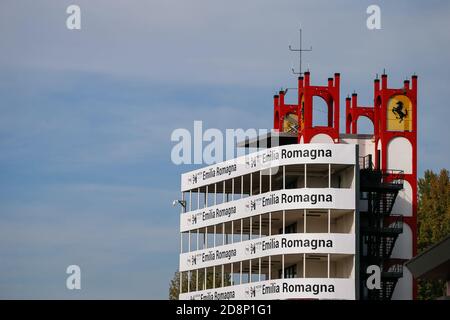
272, 70, 418, 299
273, 71, 341, 144
298, 72, 340, 143
373, 74, 418, 299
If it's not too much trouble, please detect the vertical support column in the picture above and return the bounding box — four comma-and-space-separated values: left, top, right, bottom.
231, 221, 234, 244
204, 266, 206, 290
231, 178, 234, 201
240, 219, 243, 242
241, 175, 244, 199
249, 259, 252, 283
304, 163, 307, 235
196, 224, 199, 291
327, 254, 330, 278
328, 209, 331, 233
188, 270, 190, 293
240, 218, 243, 285
328, 163, 331, 187
230, 263, 233, 287
197, 187, 200, 211
196, 268, 198, 292
259, 257, 261, 282
213, 265, 216, 289
303, 253, 306, 278
231, 178, 234, 246
259, 213, 262, 282
188, 227, 191, 293
259, 215, 262, 238
269, 214, 272, 237
250, 217, 252, 241
269, 167, 272, 191
304, 164, 307, 188
304, 209, 306, 233
250, 172, 253, 196
268, 255, 271, 280
239, 261, 243, 285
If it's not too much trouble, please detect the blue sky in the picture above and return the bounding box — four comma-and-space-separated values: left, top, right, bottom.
0, 0, 449, 299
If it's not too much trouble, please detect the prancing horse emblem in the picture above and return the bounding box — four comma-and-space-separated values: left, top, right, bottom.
392, 101, 408, 123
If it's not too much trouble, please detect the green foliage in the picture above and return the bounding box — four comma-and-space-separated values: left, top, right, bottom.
169, 270, 232, 300
417, 169, 450, 300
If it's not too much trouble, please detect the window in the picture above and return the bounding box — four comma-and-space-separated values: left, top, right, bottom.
279, 264, 297, 279
279, 222, 297, 234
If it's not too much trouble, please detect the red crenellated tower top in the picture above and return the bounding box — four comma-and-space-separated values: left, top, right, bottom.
274, 71, 340, 144
298, 72, 340, 143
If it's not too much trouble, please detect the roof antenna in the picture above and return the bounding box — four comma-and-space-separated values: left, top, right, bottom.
289, 27, 312, 76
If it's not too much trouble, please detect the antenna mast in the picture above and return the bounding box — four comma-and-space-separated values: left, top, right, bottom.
289, 28, 312, 76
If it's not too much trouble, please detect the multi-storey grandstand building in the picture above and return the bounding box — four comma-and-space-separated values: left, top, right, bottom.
177, 72, 417, 300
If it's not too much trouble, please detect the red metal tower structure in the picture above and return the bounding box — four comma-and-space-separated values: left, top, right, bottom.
273, 71, 418, 300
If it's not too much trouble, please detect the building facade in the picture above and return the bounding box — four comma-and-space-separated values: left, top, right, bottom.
177, 72, 417, 300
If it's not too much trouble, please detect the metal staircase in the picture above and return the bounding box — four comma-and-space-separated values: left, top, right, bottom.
359, 155, 405, 300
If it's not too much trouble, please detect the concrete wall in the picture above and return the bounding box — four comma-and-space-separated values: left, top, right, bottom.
330, 212, 354, 233
391, 268, 413, 300
330, 256, 354, 278
391, 180, 413, 217
387, 137, 412, 174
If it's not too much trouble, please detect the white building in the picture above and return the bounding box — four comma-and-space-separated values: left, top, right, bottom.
176, 72, 417, 300
178, 136, 358, 300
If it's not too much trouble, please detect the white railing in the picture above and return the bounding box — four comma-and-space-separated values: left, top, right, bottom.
179, 277, 356, 300
180, 188, 355, 232
179, 233, 355, 271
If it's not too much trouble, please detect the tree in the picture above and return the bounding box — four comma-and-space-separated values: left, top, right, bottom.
417, 169, 450, 300
169, 270, 232, 300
